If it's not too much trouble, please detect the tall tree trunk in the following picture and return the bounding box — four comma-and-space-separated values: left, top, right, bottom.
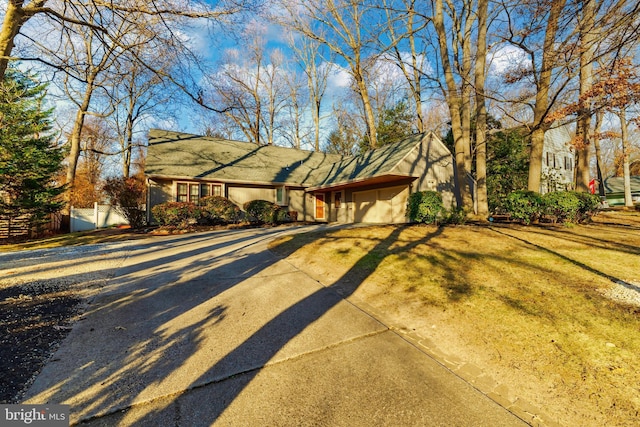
0, 1, 26, 80
65, 79, 95, 212
593, 110, 606, 197
618, 109, 633, 207
575, 0, 596, 192
528, 0, 567, 192
474, 0, 489, 218
353, 69, 378, 149
433, 0, 472, 210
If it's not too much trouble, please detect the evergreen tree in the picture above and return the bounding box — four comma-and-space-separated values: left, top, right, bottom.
359, 100, 416, 153
0, 68, 65, 237
486, 127, 529, 211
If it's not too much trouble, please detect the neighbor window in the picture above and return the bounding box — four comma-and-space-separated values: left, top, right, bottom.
335, 192, 342, 208
564, 156, 573, 170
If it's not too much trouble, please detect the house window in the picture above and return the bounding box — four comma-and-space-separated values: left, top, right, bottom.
276, 186, 287, 205
564, 156, 573, 170
546, 152, 557, 168
189, 184, 200, 204
177, 183, 188, 202
177, 182, 223, 203
335, 192, 342, 208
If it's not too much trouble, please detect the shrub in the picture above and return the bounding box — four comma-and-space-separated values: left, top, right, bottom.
200, 196, 241, 224
276, 209, 291, 223
501, 191, 542, 225
243, 199, 282, 224
151, 202, 200, 228
102, 176, 147, 229
542, 191, 581, 223
572, 191, 601, 222
407, 191, 444, 224
441, 205, 467, 225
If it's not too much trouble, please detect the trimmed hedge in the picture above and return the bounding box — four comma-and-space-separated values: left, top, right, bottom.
501, 191, 543, 225
499, 191, 600, 225
243, 199, 283, 224
542, 191, 581, 223
407, 191, 444, 224
200, 196, 242, 224
151, 202, 201, 228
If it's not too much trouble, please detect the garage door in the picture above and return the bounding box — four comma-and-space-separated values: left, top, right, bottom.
354, 186, 409, 223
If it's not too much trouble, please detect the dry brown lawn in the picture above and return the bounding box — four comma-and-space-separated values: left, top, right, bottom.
270, 211, 640, 426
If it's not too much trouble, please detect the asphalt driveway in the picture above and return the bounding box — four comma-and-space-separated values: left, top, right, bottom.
16, 226, 527, 426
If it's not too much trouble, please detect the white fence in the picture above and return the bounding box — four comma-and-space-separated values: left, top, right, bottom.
70, 203, 128, 233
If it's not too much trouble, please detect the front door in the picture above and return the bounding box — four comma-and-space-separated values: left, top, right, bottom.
315, 194, 325, 220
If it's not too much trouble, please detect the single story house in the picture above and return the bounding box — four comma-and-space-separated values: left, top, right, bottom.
145, 129, 456, 224
603, 176, 640, 206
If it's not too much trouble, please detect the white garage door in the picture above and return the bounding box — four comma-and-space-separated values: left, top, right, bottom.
354, 186, 408, 223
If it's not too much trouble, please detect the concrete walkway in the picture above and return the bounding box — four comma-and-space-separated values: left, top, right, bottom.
22, 226, 528, 426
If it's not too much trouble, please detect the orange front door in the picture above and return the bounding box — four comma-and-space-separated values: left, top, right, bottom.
315, 194, 325, 219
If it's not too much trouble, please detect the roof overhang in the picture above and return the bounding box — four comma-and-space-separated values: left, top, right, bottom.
146, 174, 306, 189
306, 174, 416, 192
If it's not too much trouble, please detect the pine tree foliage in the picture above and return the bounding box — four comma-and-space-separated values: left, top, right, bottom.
0, 69, 65, 235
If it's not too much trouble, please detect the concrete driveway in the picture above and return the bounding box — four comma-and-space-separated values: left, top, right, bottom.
20, 226, 527, 426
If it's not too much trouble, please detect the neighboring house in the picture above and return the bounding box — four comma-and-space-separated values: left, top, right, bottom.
145, 129, 456, 224
603, 176, 640, 206
540, 125, 575, 193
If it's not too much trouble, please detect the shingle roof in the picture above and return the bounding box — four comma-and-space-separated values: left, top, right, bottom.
146, 129, 427, 188
603, 176, 640, 194
146, 130, 343, 186
308, 133, 424, 189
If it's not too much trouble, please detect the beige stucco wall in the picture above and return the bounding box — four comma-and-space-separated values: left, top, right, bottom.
228, 186, 275, 209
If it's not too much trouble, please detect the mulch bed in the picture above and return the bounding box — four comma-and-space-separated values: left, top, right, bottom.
0, 280, 82, 403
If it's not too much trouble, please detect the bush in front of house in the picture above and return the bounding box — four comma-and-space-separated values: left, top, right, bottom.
243, 199, 282, 224
542, 191, 581, 223
199, 196, 242, 224
573, 191, 601, 222
500, 190, 543, 225
151, 202, 201, 228
102, 176, 147, 229
440, 205, 467, 225
407, 191, 444, 224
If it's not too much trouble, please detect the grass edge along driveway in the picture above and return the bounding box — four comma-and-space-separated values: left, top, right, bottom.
269, 212, 640, 427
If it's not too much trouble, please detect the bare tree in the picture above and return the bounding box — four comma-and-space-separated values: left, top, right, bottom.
109, 51, 176, 177
0, 0, 253, 81
288, 33, 332, 151
382, 0, 429, 133
431, 0, 479, 211
280, 0, 390, 149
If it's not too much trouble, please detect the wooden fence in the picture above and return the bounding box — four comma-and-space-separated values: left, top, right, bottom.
0, 212, 63, 240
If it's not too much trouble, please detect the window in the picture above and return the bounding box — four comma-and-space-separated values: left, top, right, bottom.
189, 184, 200, 204
546, 152, 557, 168
177, 183, 188, 202
335, 192, 342, 208
176, 182, 224, 203
564, 156, 573, 170
276, 186, 287, 205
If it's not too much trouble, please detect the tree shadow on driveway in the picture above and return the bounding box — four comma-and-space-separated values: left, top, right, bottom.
25, 225, 472, 426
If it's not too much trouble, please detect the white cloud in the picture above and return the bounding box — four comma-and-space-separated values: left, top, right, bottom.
489, 44, 530, 75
